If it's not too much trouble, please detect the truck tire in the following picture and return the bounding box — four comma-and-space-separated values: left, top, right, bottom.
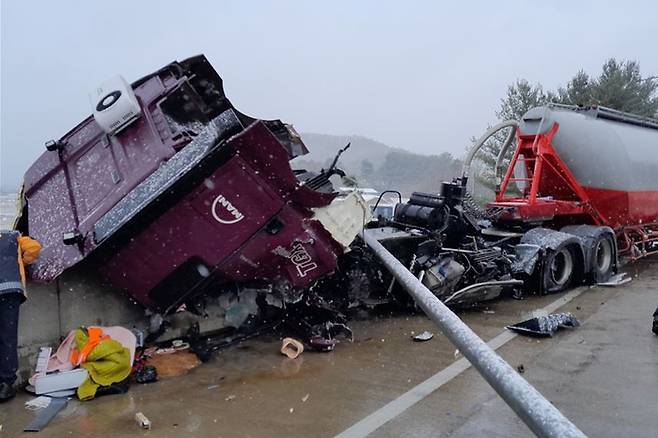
542, 244, 579, 293
590, 234, 615, 283
560, 225, 617, 284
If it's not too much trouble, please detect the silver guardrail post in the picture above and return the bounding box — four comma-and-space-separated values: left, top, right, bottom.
362, 230, 587, 438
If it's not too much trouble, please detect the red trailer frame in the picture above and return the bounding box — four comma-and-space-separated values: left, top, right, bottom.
489, 123, 658, 261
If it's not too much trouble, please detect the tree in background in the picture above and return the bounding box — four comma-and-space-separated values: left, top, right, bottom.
360, 160, 374, 184
555, 60, 658, 116
474, 59, 658, 193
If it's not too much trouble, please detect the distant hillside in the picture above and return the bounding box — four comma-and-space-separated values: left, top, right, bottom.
295, 132, 466, 195
295, 133, 402, 173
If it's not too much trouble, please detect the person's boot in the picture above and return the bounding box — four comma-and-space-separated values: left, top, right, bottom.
0, 383, 16, 402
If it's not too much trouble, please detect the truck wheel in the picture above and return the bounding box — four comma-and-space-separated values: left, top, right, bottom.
590, 234, 615, 283
543, 246, 575, 292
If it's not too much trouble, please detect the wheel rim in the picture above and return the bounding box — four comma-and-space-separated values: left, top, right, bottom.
550, 248, 573, 286
595, 238, 613, 274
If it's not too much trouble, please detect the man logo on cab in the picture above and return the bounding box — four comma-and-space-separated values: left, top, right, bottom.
211, 194, 244, 225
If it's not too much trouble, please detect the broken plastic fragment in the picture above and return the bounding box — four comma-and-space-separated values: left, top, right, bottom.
280, 337, 304, 359
25, 396, 51, 410
507, 312, 580, 337
135, 412, 151, 430
412, 331, 434, 342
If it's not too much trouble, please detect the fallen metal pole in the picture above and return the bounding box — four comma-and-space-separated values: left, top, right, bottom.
362, 230, 586, 438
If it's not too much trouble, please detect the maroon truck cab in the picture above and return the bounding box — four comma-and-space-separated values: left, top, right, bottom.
19, 55, 344, 312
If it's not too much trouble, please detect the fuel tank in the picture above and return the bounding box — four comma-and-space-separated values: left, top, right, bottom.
519, 105, 658, 226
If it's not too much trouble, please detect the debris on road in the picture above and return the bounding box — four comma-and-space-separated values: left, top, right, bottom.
134, 412, 152, 430
302, 393, 310, 402
23, 397, 67, 432
412, 331, 434, 342
145, 351, 201, 378
135, 365, 158, 384
25, 396, 52, 410
74, 328, 132, 401
27, 326, 143, 401
280, 338, 304, 359
517, 364, 525, 374
507, 313, 581, 337
33, 368, 88, 395
597, 273, 632, 287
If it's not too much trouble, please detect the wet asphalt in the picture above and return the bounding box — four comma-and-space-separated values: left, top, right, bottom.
1, 258, 657, 437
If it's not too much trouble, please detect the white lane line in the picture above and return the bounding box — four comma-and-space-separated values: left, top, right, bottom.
335, 287, 588, 438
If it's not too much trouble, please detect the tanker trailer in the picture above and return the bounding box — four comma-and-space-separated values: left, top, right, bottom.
469, 104, 658, 291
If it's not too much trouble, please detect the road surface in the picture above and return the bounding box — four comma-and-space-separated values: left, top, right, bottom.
2, 258, 657, 437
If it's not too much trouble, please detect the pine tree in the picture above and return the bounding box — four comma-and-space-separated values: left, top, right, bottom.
474, 59, 658, 193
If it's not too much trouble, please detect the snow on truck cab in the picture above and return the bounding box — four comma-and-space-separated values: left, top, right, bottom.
16, 56, 374, 343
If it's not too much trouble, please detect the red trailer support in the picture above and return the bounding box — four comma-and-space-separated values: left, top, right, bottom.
489, 105, 658, 261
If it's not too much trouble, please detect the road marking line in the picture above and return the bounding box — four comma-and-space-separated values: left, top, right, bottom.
335, 287, 588, 438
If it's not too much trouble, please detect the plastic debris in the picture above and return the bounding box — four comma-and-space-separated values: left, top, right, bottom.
155, 340, 190, 355
25, 396, 52, 410
302, 393, 310, 402
507, 312, 580, 337
412, 331, 434, 342
225, 394, 236, 401
280, 337, 304, 359
135, 412, 151, 430
34, 347, 52, 374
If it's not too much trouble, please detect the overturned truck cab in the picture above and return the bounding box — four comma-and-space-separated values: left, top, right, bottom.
16, 56, 371, 336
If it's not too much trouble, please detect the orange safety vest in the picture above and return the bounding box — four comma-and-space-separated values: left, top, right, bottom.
70, 327, 110, 366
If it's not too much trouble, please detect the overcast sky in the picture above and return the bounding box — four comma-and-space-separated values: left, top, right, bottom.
1, 0, 657, 190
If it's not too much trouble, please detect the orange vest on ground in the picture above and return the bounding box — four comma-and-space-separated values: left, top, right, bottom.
70, 327, 110, 366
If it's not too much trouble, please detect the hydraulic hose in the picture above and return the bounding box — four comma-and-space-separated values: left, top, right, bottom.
461, 120, 518, 186
494, 126, 517, 187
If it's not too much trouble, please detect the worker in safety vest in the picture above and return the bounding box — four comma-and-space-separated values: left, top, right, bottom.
0, 230, 41, 402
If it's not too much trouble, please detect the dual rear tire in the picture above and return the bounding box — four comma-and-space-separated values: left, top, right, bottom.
590, 234, 615, 283
541, 231, 616, 293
